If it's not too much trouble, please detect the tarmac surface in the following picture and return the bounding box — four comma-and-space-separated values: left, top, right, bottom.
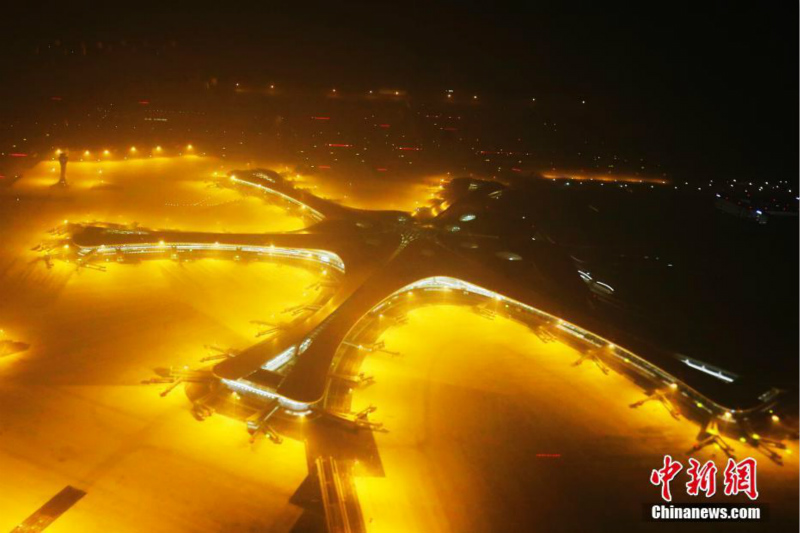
0, 156, 797, 532
352, 305, 799, 532
0, 158, 314, 532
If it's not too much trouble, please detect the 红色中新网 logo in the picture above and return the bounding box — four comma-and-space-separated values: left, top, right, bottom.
650, 455, 758, 501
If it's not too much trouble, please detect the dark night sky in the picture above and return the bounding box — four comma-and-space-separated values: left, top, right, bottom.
2, 1, 797, 180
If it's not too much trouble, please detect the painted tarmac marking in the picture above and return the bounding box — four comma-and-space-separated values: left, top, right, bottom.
10, 486, 86, 533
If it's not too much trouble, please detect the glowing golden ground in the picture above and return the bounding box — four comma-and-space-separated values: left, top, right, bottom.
0, 155, 796, 532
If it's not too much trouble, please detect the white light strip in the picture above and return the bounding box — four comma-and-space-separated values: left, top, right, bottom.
596, 281, 615, 293
683, 359, 735, 383
222, 378, 312, 411
253, 171, 277, 183
284, 409, 312, 417
77, 242, 345, 272
298, 337, 313, 354
231, 176, 325, 220
262, 346, 297, 371
556, 322, 603, 347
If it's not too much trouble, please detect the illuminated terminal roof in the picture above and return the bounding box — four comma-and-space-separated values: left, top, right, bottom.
57, 169, 793, 416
